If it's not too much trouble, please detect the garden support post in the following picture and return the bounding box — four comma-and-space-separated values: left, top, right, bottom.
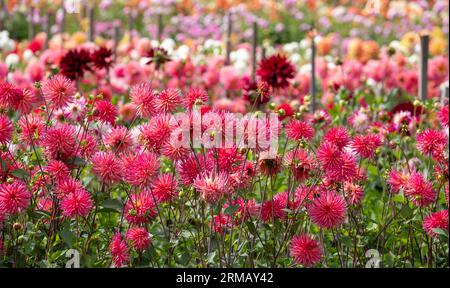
419, 34, 429, 101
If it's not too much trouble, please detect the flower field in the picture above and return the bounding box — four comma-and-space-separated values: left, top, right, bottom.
0, 0, 448, 269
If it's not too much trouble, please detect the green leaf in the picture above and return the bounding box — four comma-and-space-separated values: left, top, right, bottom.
246, 221, 257, 235
101, 199, 123, 212
432, 228, 449, 239
60, 222, 76, 247
10, 169, 28, 180
223, 204, 239, 216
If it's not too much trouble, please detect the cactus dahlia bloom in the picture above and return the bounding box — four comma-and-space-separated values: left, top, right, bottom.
257, 54, 295, 89
0, 181, 31, 215
41, 74, 76, 109
308, 191, 347, 229
193, 172, 230, 203
126, 227, 151, 251
423, 210, 449, 238
109, 233, 129, 268
290, 234, 322, 267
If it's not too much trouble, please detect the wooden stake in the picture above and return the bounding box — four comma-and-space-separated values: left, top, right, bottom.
419, 34, 429, 101
251, 21, 258, 82
28, 7, 36, 41
114, 25, 120, 61
88, 5, 95, 42
127, 11, 133, 37
441, 83, 449, 105
225, 11, 232, 65
310, 30, 317, 112
157, 14, 163, 42
0, 0, 6, 31
60, 2, 66, 34
44, 12, 52, 49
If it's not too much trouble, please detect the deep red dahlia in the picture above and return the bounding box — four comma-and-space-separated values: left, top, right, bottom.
59, 48, 93, 80
183, 88, 209, 110
91, 47, 113, 70
257, 54, 296, 89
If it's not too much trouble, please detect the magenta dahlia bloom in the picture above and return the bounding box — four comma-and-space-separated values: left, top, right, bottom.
104, 126, 134, 154
405, 172, 436, 207
344, 182, 364, 205
124, 190, 157, 225
177, 154, 213, 185
109, 233, 129, 268
41, 125, 78, 161
0, 181, 31, 215
41, 74, 76, 109
257, 54, 296, 89
46, 160, 70, 182
308, 191, 347, 229
437, 105, 449, 128
423, 210, 448, 238
0, 115, 13, 145
126, 227, 151, 251
91, 151, 124, 184
151, 174, 178, 203
183, 88, 209, 109
351, 134, 382, 159
130, 83, 155, 118
289, 234, 322, 267
123, 152, 160, 187
0, 82, 21, 107
327, 153, 358, 182
323, 127, 351, 150
93, 100, 118, 125
317, 142, 343, 172
60, 189, 93, 218
193, 172, 230, 203
154, 88, 181, 113
56, 178, 86, 199
387, 169, 408, 194
285, 120, 314, 141
18, 114, 45, 145
11, 88, 37, 114
416, 129, 447, 156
